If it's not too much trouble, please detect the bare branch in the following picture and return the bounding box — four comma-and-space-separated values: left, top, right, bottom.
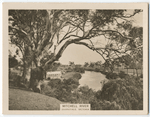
9, 26, 28, 36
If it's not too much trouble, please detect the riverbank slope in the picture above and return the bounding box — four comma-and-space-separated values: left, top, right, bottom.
9, 87, 63, 110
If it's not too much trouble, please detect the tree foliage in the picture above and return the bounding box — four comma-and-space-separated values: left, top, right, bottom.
9, 10, 142, 68
97, 76, 143, 110
9, 9, 143, 84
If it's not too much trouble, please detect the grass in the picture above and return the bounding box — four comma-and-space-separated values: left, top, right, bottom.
9, 87, 64, 110
62, 72, 81, 79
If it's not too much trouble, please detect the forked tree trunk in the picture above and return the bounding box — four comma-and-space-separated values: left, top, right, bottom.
21, 60, 37, 87
24, 39, 82, 91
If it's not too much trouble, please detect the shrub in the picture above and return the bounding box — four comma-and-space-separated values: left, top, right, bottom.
48, 79, 61, 88
95, 90, 102, 99
79, 85, 90, 94
41, 84, 57, 97
106, 72, 119, 79
72, 72, 82, 79
9, 72, 18, 79
63, 78, 80, 92
55, 88, 71, 102
90, 99, 122, 110
43, 76, 80, 102
118, 71, 129, 79
9, 72, 22, 87
98, 77, 143, 110
47, 77, 51, 80
9, 56, 18, 68
74, 67, 85, 73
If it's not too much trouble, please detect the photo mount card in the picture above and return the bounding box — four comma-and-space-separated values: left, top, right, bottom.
3, 2, 149, 115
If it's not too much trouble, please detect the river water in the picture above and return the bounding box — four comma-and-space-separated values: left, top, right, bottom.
79, 71, 107, 91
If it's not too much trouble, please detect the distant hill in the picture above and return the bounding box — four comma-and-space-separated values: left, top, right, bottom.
9, 88, 63, 110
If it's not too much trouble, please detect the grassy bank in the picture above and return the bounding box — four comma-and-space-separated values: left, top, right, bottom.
84, 67, 107, 75
62, 72, 82, 79
9, 88, 63, 110
9, 69, 143, 110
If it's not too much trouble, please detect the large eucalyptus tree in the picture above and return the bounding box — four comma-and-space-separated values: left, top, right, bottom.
9, 9, 142, 82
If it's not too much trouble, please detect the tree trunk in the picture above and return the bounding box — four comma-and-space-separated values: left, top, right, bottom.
28, 59, 49, 92
21, 58, 27, 83
21, 60, 37, 87
21, 64, 26, 83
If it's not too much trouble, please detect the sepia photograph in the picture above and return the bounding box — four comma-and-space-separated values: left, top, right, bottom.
3, 3, 148, 115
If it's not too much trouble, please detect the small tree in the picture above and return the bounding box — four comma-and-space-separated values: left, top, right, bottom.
84, 62, 89, 67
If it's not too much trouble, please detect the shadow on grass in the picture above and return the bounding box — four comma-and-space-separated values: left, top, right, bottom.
9, 81, 33, 93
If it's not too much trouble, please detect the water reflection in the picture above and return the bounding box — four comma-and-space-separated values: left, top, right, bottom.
79, 71, 107, 91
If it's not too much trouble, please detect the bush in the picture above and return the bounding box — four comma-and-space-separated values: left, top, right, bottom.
63, 78, 80, 92
118, 71, 129, 79
41, 84, 57, 97
48, 79, 61, 88
98, 77, 143, 110
72, 72, 82, 79
42, 77, 80, 102
55, 88, 72, 102
95, 90, 102, 99
9, 71, 18, 79
106, 72, 119, 79
41, 81, 69, 101
74, 67, 85, 73
90, 99, 122, 110
9, 72, 22, 87
9, 56, 18, 68
79, 85, 90, 94
47, 77, 51, 80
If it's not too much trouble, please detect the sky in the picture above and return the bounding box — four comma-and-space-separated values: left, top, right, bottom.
59, 44, 105, 65
59, 11, 143, 65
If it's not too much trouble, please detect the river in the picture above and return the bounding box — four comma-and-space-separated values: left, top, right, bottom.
79, 71, 107, 91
